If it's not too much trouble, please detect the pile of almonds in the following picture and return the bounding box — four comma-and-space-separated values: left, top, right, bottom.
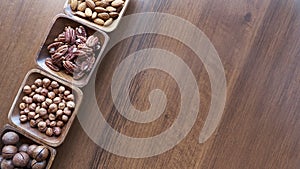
19, 77, 76, 137
46, 25, 101, 79
1, 131, 50, 169
69, 0, 125, 26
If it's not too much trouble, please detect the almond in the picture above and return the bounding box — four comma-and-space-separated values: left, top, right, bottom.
95, 7, 107, 12
91, 12, 98, 20
85, 7, 93, 17
106, 6, 116, 12
104, 18, 113, 26
109, 12, 119, 18
75, 11, 86, 18
86, 0, 96, 9
70, 0, 78, 10
98, 12, 110, 20
94, 18, 105, 25
95, 1, 109, 8
77, 2, 87, 11
111, 0, 124, 8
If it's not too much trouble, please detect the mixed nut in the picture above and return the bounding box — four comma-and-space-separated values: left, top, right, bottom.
46, 25, 101, 79
0, 131, 50, 169
18, 77, 76, 137
69, 0, 125, 26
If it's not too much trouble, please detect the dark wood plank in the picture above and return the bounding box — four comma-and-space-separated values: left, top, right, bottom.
0, 0, 299, 169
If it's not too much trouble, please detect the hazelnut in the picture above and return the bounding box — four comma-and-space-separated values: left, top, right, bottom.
66, 101, 76, 109
47, 92, 55, 99
35, 106, 41, 114
64, 90, 71, 96
1, 159, 14, 169
29, 103, 37, 111
56, 121, 64, 127
24, 97, 33, 104
45, 119, 51, 126
47, 86, 53, 91
42, 114, 49, 120
2, 145, 18, 159
40, 88, 48, 96
56, 110, 63, 117
33, 94, 40, 102
66, 94, 75, 101
32, 146, 49, 161
23, 85, 32, 95
19, 144, 29, 152
31, 84, 37, 90
2, 132, 19, 145
35, 87, 43, 94
27, 145, 37, 158
12, 152, 30, 167
48, 104, 58, 113
28, 112, 36, 119
50, 81, 59, 88
19, 111, 26, 115
39, 127, 47, 133
58, 102, 65, 110
62, 115, 69, 122
48, 114, 56, 121
22, 96, 28, 102
45, 128, 53, 137
58, 86, 65, 93
37, 121, 46, 127
37, 122, 47, 132
37, 95, 45, 102
53, 127, 62, 136
42, 78, 51, 87
19, 103, 26, 110
34, 79, 42, 87
31, 159, 47, 169
24, 108, 30, 114
49, 121, 56, 127
53, 97, 61, 104
41, 101, 48, 109
53, 89, 59, 95
30, 120, 37, 128
34, 114, 40, 120
19, 115, 28, 123
63, 108, 72, 116
58, 93, 64, 99
38, 108, 47, 117
45, 98, 52, 105
35, 118, 43, 124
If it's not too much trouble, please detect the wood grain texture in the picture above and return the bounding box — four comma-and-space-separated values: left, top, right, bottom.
0, 0, 299, 169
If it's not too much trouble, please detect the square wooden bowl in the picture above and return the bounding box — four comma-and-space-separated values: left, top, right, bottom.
8, 69, 83, 147
36, 14, 109, 87
64, 0, 130, 32
0, 124, 56, 169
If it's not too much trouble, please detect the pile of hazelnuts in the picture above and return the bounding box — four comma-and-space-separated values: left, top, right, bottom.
19, 77, 76, 137
0, 131, 49, 169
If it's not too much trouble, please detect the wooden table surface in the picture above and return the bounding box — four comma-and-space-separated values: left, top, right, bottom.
0, 0, 300, 169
